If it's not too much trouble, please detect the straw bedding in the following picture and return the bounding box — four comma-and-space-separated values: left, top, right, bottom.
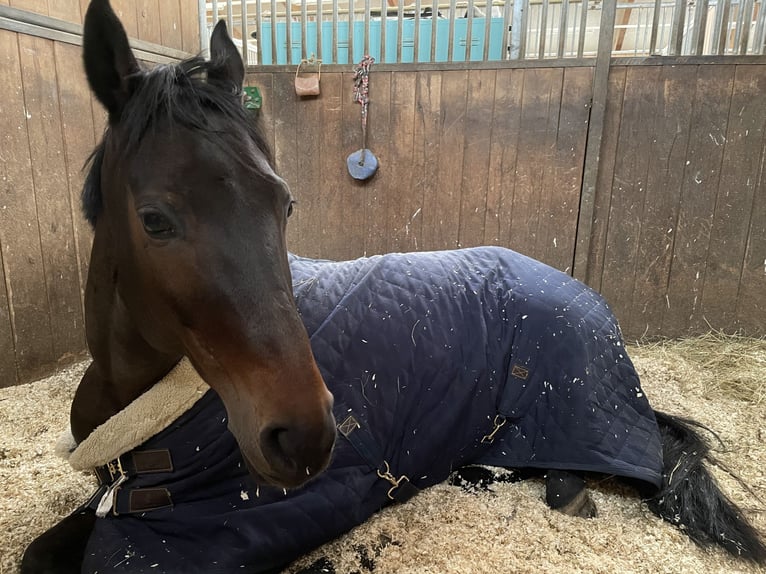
1, 336, 764, 574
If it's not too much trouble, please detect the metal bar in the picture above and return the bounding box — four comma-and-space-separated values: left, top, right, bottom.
349, 0, 355, 62
256, 0, 264, 63
302, 0, 309, 60
414, 0, 422, 61
365, 0, 371, 56
285, 0, 292, 64
332, 0, 338, 62
577, 0, 588, 57
511, 0, 527, 58
466, 0, 475, 61
199, 0, 209, 54
669, 0, 686, 55
431, 0, 438, 61
271, 0, 278, 62
227, 0, 234, 33
558, 0, 569, 57
539, 0, 549, 57
317, 0, 323, 60
738, 0, 754, 53
572, 0, 617, 283
501, 0, 512, 60
712, 0, 729, 53
447, 0, 456, 61
691, 0, 709, 55
241, 0, 249, 65
381, 0, 387, 62
212, 0, 219, 24
649, 0, 662, 56
482, 0, 492, 60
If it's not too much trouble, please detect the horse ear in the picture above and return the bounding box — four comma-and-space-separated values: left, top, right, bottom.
208, 20, 245, 93
82, 0, 140, 120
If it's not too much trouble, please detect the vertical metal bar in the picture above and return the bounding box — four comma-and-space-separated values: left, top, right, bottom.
285, 0, 293, 64
669, 0, 686, 54
510, 0, 526, 58
733, 0, 744, 51
431, 0, 438, 61
577, 0, 588, 57
447, 0, 456, 61
301, 0, 308, 60
557, 0, 569, 57
691, 0, 709, 54
227, 0, 234, 32
332, 0, 338, 63
256, 0, 264, 63
349, 0, 355, 62
317, 0, 323, 61
242, 0, 249, 65
270, 0, 278, 62
649, 0, 662, 54
198, 0, 208, 54
483, 0, 493, 60
538, 0, 549, 58
573, 0, 617, 282
365, 0, 371, 56
754, 0, 766, 54
381, 0, 387, 62
712, 0, 726, 52
738, 0, 754, 53
501, 0, 512, 60
414, 0, 422, 61
212, 0, 219, 24
466, 0, 475, 61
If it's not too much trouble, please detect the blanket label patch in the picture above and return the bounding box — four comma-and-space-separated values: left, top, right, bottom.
511, 364, 530, 380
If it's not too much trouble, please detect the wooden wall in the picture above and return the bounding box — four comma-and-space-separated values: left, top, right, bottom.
0, 1, 199, 388
249, 60, 766, 341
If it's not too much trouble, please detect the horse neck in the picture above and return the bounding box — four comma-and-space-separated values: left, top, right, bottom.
70, 219, 182, 443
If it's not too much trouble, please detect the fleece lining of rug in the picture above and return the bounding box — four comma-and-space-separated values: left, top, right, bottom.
1, 338, 764, 574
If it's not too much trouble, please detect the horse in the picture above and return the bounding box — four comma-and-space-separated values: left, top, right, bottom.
22, 1, 766, 572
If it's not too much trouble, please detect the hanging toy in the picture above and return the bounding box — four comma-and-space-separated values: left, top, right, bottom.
347, 55, 378, 181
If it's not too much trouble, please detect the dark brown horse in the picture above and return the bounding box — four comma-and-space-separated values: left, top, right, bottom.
22, 0, 334, 571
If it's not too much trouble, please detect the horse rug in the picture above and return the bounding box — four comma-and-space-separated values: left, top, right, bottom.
63, 246, 663, 573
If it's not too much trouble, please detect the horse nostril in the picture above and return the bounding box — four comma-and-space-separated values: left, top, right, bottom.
260, 419, 335, 479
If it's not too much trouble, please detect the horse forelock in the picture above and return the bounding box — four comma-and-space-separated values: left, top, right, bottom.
81, 57, 272, 228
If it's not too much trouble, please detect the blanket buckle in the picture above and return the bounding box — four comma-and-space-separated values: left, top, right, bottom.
95, 456, 127, 518
377, 461, 412, 501
481, 414, 507, 444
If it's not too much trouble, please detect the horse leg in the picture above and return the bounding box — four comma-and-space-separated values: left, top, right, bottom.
545, 469, 597, 518
20, 507, 96, 574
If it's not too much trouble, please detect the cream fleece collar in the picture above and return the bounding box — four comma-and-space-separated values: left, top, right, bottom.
56, 358, 210, 471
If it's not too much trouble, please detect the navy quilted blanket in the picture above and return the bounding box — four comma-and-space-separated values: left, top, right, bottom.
82, 247, 663, 573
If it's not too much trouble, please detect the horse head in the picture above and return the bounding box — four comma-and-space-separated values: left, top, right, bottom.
78, 0, 335, 489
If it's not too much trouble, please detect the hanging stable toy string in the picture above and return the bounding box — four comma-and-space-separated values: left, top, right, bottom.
347, 55, 378, 180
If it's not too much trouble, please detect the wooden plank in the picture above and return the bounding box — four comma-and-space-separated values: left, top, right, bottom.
362, 70, 391, 256
18, 34, 85, 363
507, 67, 562, 264
293, 76, 325, 258
8, 0, 47, 15
47, 0, 81, 24
0, 249, 17, 387
317, 72, 346, 258
54, 41, 95, 323
246, 72, 275, 165
0, 30, 55, 380
699, 64, 766, 332
484, 67, 523, 248
179, 0, 201, 54
537, 66, 591, 274
271, 73, 301, 251
422, 69, 468, 251
159, 0, 184, 52
586, 65, 626, 291
736, 144, 766, 334
136, 0, 162, 45
598, 65, 662, 338
457, 68, 495, 249
384, 71, 418, 253
110, 0, 139, 39
628, 64, 696, 339
410, 70, 441, 251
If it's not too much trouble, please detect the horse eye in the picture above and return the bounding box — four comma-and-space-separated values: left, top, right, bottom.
287, 200, 296, 218
139, 210, 175, 239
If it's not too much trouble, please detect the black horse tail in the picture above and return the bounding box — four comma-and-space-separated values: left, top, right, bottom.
644, 410, 766, 563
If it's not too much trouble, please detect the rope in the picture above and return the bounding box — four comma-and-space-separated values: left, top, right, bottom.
352, 55, 375, 162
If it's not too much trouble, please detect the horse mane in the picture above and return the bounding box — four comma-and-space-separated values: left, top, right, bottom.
82, 57, 272, 227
